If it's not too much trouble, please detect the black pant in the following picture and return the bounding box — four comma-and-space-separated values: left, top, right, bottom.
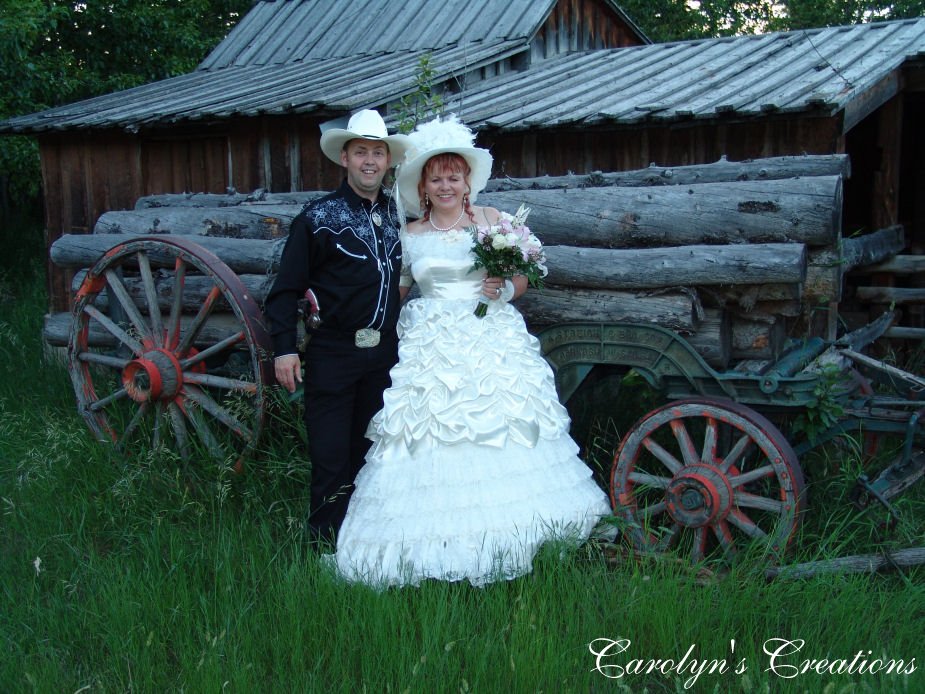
302, 329, 398, 544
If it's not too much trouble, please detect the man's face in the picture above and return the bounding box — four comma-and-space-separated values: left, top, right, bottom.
341, 139, 391, 200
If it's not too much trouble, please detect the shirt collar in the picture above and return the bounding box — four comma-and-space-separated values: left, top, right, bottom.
338, 179, 389, 210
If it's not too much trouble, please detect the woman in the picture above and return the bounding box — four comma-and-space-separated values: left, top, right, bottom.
328, 115, 611, 587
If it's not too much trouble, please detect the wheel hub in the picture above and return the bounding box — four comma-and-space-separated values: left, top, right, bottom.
665, 464, 733, 528
122, 349, 183, 403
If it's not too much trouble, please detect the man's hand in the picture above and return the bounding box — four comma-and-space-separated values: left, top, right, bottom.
274, 354, 302, 393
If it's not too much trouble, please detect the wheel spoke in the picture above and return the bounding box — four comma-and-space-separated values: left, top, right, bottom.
167, 402, 191, 460
689, 526, 707, 562
83, 305, 144, 355
733, 490, 785, 513
179, 331, 246, 370
78, 351, 130, 370
670, 419, 699, 467
137, 252, 164, 343
166, 258, 187, 350
152, 402, 164, 448
178, 398, 225, 459
726, 509, 769, 539
87, 387, 129, 412
104, 268, 154, 342
177, 285, 221, 356
627, 471, 672, 489
182, 371, 257, 394
700, 416, 718, 464
729, 464, 775, 487
120, 402, 149, 447
641, 437, 683, 474
712, 520, 737, 554
655, 522, 682, 552
183, 385, 253, 441
636, 500, 668, 523
718, 433, 753, 473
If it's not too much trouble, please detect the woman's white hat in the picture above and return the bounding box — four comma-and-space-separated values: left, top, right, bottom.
319, 109, 411, 164
396, 115, 493, 217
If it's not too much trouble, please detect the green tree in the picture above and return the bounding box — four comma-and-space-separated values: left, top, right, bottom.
616, 0, 709, 42
771, 0, 925, 29
620, 0, 777, 40
620, 0, 925, 41
0, 0, 251, 206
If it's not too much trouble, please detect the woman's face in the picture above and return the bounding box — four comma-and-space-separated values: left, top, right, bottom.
421, 155, 470, 215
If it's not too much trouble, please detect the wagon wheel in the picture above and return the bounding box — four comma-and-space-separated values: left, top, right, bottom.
611, 398, 805, 563
67, 236, 274, 468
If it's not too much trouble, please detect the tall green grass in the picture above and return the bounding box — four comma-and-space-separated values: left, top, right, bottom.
1, 220, 923, 692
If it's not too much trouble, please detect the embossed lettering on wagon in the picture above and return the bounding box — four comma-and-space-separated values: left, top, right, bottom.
555, 345, 603, 363
541, 326, 599, 350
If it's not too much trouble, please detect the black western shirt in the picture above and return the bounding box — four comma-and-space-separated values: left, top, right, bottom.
265, 180, 404, 356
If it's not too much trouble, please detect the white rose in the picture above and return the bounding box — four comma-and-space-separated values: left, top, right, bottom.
491, 234, 510, 250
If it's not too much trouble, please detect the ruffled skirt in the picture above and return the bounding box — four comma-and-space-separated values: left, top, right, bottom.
329, 298, 611, 587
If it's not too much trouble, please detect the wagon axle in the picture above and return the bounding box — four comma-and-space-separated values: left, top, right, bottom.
122, 350, 183, 403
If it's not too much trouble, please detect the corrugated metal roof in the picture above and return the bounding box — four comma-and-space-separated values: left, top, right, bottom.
199, 0, 558, 67
4, 16, 923, 136
437, 18, 925, 131
0, 40, 526, 133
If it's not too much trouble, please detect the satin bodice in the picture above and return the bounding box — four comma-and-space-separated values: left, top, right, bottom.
404, 230, 485, 301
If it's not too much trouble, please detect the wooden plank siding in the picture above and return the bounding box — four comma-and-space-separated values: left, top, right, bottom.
38, 133, 145, 312
532, 0, 641, 61
38, 116, 347, 310
482, 115, 845, 180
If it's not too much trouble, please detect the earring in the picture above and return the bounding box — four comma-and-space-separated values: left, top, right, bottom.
424, 193, 430, 207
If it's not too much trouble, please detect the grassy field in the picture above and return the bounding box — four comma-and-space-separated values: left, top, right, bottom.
1, 218, 923, 692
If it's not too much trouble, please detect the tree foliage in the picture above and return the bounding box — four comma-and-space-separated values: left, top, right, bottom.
620, 0, 925, 42
0, 0, 251, 205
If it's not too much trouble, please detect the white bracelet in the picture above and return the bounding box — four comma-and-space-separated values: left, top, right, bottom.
499, 279, 516, 302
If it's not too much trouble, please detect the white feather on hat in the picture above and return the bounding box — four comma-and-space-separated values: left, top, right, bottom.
396, 115, 493, 217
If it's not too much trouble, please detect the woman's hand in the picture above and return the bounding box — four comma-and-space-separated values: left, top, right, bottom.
481, 275, 529, 301
481, 276, 506, 300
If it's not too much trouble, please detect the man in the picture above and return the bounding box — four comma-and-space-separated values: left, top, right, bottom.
265, 109, 410, 545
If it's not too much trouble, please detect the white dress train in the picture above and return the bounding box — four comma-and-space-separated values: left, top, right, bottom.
329, 229, 611, 587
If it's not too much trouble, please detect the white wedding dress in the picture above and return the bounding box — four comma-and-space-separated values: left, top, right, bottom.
329, 229, 611, 587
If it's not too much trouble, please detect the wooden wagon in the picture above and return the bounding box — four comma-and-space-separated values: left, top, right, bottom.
44, 154, 924, 564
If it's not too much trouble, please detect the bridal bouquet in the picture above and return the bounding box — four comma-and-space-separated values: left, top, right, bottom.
470, 204, 547, 317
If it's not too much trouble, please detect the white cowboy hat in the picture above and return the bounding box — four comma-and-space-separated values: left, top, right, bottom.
396, 115, 493, 217
319, 109, 411, 165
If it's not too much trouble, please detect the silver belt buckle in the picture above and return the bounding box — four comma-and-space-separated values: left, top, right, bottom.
355, 328, 380, 348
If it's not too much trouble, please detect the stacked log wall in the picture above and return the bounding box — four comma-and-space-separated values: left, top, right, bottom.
45, 154, 907, 371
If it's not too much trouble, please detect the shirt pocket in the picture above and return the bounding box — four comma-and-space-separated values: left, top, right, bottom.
334, 242, 370, 261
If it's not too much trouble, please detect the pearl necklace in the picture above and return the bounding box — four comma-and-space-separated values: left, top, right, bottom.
429, 207, 466, 232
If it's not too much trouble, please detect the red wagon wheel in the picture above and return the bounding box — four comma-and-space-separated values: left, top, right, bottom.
67, 236, 273, 468
611, 398, 805, 562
